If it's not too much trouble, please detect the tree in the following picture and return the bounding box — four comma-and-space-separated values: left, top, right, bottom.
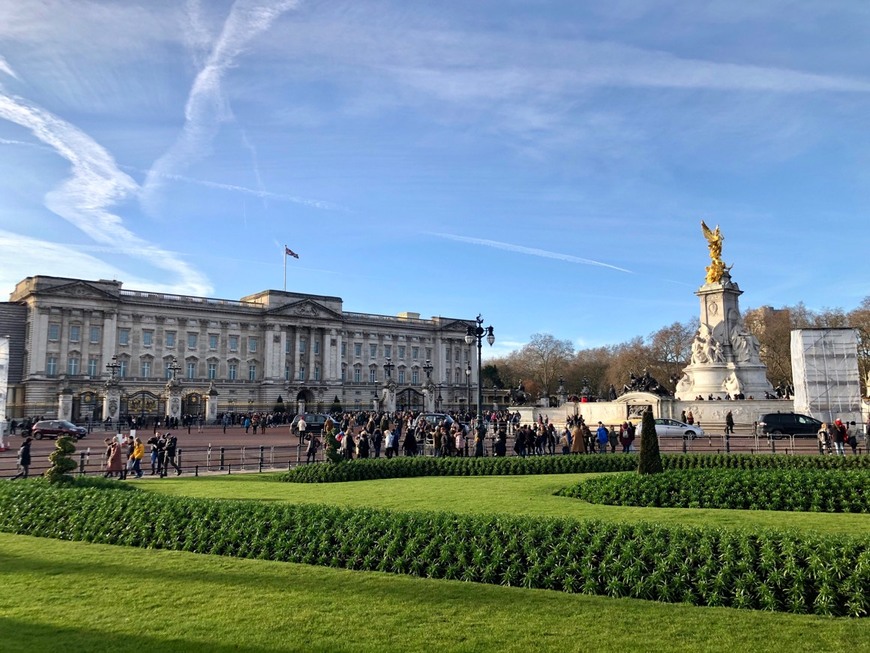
45, 435, 77, 484
744, 306, 794, 385
848, 297, 870, 397
647, 320, 695, 392
481, 364, 505, 389
637, 410, 662, 475
508, 333, 574, 399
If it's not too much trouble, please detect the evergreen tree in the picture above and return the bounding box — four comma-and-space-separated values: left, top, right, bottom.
44, 435, 78, 484
323, 421, 343, 464
637, 409, 663, 475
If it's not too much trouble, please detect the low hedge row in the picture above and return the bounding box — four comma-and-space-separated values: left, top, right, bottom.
1, 482, 868, 617
282, 453, 870, 483
558, 468, 870, 513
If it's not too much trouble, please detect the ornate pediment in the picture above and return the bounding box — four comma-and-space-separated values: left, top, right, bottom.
44, 281, 118, 301
439, 319, 472, 332
268, 299, 342, 320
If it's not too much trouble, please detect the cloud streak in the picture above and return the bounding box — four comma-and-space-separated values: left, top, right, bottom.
0, 55, 17, 80
429, 233, 632, 273
0, 87, 212, 296
142, 0, 299, 213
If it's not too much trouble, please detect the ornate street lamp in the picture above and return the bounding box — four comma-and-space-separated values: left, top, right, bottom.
167, 357, 181, 381
105, 355, 120, 380
465, 362, 472, 412
436, 384, 443, 411
422, 359, 433, 382
464, 314, 495, 446
383, 357, 394, 380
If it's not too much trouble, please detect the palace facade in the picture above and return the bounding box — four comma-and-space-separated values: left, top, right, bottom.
3, 275, 482, 421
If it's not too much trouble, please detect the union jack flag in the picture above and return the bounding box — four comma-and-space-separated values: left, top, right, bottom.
285, 246, 299, 259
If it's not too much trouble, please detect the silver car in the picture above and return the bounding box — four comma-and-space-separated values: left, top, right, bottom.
651, 418, 703, 439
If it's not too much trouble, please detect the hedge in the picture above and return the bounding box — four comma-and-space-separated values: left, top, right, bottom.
281, 453, 870, 483
558, 468, 870, 513
1, 482, 869, 617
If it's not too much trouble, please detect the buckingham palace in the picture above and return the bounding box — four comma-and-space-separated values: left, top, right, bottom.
0, 275, 482, 423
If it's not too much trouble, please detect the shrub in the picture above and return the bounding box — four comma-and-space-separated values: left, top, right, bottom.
0, 482, 868, 617
637, 410, 662, 475
281, 452, 870, 484
44, 436, 77, 485
558, 468, 870, 513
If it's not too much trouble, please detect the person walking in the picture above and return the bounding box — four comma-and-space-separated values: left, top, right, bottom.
105, 438, 124, 478
130, 437, 145, 479
163, 433, 182, 475
305, 432, 320, 463
725, 411, 735, 435
9, 437, 33, 480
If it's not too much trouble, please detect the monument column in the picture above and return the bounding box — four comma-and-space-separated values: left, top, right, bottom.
58, 385, 73, 422
205, 381, 219, 423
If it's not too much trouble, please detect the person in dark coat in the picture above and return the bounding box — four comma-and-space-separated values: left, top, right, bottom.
10, 437, 33, 479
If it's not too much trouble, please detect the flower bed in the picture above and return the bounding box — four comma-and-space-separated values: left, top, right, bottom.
282, 453, 870, 483
557, 468, 870, 513
0, 481, 869, 617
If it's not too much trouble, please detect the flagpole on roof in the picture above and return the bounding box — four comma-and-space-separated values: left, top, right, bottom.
283, 245, 287, 291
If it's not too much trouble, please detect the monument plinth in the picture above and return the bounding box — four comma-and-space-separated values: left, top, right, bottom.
675, 223, 773, 401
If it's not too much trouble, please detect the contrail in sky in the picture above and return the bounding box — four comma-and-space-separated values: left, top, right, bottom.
430, 232, 632, 273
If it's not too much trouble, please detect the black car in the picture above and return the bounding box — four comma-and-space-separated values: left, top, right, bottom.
290, 413, 334, 436
30, 419, 87, 440
756, 412, 823, 439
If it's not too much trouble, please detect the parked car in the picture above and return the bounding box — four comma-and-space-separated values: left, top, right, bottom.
411, 413, 455, 431
290, 413, 334, 437
30, 419, 87, 440
650, 418, 704, 439
756, 412, 823, 439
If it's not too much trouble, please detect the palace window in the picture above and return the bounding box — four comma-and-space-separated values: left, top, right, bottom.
87, 358, 98, 377
67, 356, 80, 375
48, 323, 60, 341
228, 363, 238, 381
248, 364, 257, 381
228, 335, 239, 352
187, 362, 196, 379
187, 333, 197, 349
90, 326, 101, 344
248, 337, 258, 353
165, 331, 176, 348
208, 362, 217, 379
118, 329, 130, 346
142, 330, 153, 347
69, 325, 81, 343
209, 334, 218, 350
46, 356, 58, 376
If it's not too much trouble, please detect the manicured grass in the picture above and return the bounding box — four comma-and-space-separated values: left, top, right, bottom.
2, 532, 869, 652
135, 472, 870, 536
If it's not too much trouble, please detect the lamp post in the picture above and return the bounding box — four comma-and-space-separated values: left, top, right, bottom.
422, 359, 433, 382
436, 384, 443, 412
106, 355, 120, 380
383, 357, 394, 380
465, 362, 472, 414
465, 314, 495, 450
168, 357, 181, 381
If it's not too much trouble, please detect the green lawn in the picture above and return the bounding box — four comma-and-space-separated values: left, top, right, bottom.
134, 472, 870, 536
2, 532, 868, 653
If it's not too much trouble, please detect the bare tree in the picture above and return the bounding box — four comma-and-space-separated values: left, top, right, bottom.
508, 333, 574, 400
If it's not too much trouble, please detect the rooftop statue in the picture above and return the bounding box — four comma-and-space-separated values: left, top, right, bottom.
700, 220, 729, 284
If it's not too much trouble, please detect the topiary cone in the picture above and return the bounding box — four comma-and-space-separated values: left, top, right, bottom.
637, 409, 663, 475
45, 435, 78, 484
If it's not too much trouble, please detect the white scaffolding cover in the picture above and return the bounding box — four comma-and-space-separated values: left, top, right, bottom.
791, 328, 861, 423
0, 336, 8, 437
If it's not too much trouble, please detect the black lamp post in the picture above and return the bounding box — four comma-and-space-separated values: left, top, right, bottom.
167, 357, 181, 381
105, 355, 120, 380
436, 384, 443, 412
464, 314, 495, 444
465, 362, 472, 413
383, 357, 394, 380
422, 359, 433, 382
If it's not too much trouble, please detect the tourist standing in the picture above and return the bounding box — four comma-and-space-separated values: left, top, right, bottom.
817, 423, 830, 455
596, 422, 609, 454
832, 420, 846, 456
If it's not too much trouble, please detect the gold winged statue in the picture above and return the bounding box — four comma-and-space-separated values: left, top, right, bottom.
700, 220, 727, 284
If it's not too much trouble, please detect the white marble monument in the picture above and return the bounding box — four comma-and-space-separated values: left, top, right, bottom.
675, 222, 773, 401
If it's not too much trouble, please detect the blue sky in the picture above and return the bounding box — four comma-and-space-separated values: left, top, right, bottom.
1, 1, 868, 357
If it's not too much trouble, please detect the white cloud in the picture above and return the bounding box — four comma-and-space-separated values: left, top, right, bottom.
142, 0, 299, 213
0, 55, 17, 80
0, 88, 212, 296
429, 233, 632, 274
